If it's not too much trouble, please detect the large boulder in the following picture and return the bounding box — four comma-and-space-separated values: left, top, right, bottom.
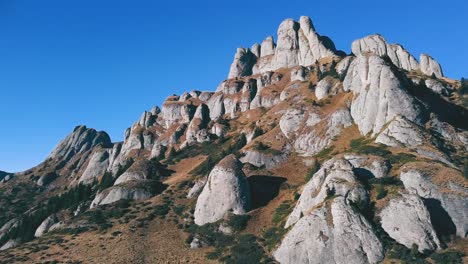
194, 155, 251, 225
380, 194, 441, 252
227, 48, 257, 79
400, 166, 468, 238
420, 54, 443, 78
285, 158, 368, 228
34, 214, 59, 238
343, 54, 426, 136
274, 197, 384, 264
90, 185, 153, 208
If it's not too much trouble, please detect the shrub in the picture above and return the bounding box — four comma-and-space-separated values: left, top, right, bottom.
430, 250, 464, 264
222, 234, 266, 264
227, 214, 251, 232
305, 162, 320, 182
375, 185, 387, 200
262, 226, 287, 250
315, 147, 334, 161
272, 201, 293, 225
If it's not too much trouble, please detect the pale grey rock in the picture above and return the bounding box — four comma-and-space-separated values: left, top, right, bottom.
315, 76, 339, 100
425, 79, 449, 96
34, 214, 59, 238
351, 34, 419, 71
227, 48, 256, 79
305, 112, 321, 127
194, 155, 251, 225
160, 101, 185, 128
429, 118, 468, 147
90, 186, 152, 208
251, 43, 261, 57
79, 149, 109, 184
189, 90, 201, 99
120, 127, 143, 156
223, 97, 238, 118
186, 104, 211, 145
138, 110, 157, 128
273, 19, 300, 70
190, 237, 203, 249
420, 54, 443, 78
37, 172, 57, 187
343, 54, 425, 136
297, 16, 337, 66
0, 218, 19, 243
198, 91, 214, 102
275, 197, 383, 264
150, 142, 166, 159
150, 106, 161, 115
240, 150, 288, 169
343, 154, 390, 178
375, 116, 425, 147
207, 94, 225, 120
211, 123, 227, 138
260, 36, 276, 57
187, 178, 206, 199
285, 158, 368, 228
179, 92, 192, 102
400, 169, 468, 237
291, 67, 307, 82
114, 160, 159, 185
0, 239, 20, 251
336, 56, 354, 76
48, 125, 111, 162
279, 108, 305, 138
294, 109, 352, 156
380, 194, 441, 252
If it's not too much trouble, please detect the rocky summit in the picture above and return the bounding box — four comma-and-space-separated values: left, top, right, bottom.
0, 15, 467, 264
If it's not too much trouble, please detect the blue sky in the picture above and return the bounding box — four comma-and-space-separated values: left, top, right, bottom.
0, 0, 467, 172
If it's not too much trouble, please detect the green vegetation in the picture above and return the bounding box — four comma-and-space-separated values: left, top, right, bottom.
252, 141, 282, 155
349, 138, 391, 156
262, 226, 288, 251
430, 250, 464, 264
315, 146, 334, 161
272, 200, 293, 225
375, 184, 387, 200
189, 134, 247, 176
226, 214, 250, 232
305, 162, 320, 182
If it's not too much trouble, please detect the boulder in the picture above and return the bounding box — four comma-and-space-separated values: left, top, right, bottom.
274, 197, 384, 264
35, 214, 59, 238
420, 54, 443, 78
315, 76, 340, 100
375, 116, 425, 147
380, 194, 441, 252
400, 168, 468, 237
279, 108, 306, 139
227, 48, 256, 79
343, 54, 426, 136
425, 79, 449, 96
285, 158, 368, 228
240, 150, 288, 169
90, 186, 153, 208
260, 36, 276, 57
187, 178, 206, 199
194, 155, 251, 225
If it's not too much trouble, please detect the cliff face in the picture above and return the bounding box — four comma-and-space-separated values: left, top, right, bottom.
0, 15, 467, 264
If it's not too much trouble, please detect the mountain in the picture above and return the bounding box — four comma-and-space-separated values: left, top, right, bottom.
0, 16, 466, 263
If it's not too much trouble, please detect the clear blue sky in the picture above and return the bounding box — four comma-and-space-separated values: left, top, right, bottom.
1, 0, 467, 172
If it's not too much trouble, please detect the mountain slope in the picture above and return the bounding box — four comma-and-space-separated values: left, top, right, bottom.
0, 16, 467, 264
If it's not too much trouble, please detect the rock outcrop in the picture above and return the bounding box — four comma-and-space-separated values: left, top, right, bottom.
420, 54, 443, 78
343, 54, 426, 136
351, 34, 419, 72
400, 167, 468, 238
90, 185, 153, 208
285, 158, 368, 228
275, 197, 384, 264
78, 149, 110, 184
47, 126, 112, 162
194, 155, 251, 225
380, 194, 441, 252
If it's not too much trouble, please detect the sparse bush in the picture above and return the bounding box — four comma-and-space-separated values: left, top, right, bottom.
227, 214, 251, 232
272, 201, 293, 225
375, 185, 387, 200
430, 250, 464, 264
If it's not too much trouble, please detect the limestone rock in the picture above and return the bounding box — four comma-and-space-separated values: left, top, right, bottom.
90, 186, 153, 208
240, 150, 288, 169
47, 125, 111, 162
315, 76, 340, 100
279, 108, 305, 139
275, 197, 383, 264
79, 149, 110, 184
227, 48, 256, 79
420, 54, 443, 78
351, 34, 419, 71
343, 154, 390, 178
336, 56, 354, 76
0, 239, 20, 251
260, 36, 276, 57
285, 158, 368, 228
375, 116, 425, 147
343, 54, 425, 136
425, 79, 449, 96
194, 155, 251, 225
114, 159, 160, 185
35, 214, 59, 238
400, 168, 468, 237
290, 67, 307, 82
187, 178, 206, 199
380, 194, 441, 252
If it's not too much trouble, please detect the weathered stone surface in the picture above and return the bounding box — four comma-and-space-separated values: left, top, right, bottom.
240, 150, 288, 169
380, 194, 441, 252
336, 56, 354, 76
420, 54, 443, 78
290, 67, 307, 82
90, 186, 153, 208
275, 197, 383, 264
0, 239, 20, 251
260, 36, 276, 57
425, 79, 449, 96
279, 108, 305, 139
79, 149, 109, 184
351, 34, 419, 72
294, 109, 352, 156
343, 54, 426, 136
285, 158, 368, 228
194, 155, 251, 225
48, 126, 111, 162
34, 214, 59, 238
343, 154, 390, 178
400, 168, 468, 237
114, 160, 159, 185
375, 116, 425, 147
187, 178, 206, 199
315, 76, 340, 100
227, 48, 256, 79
